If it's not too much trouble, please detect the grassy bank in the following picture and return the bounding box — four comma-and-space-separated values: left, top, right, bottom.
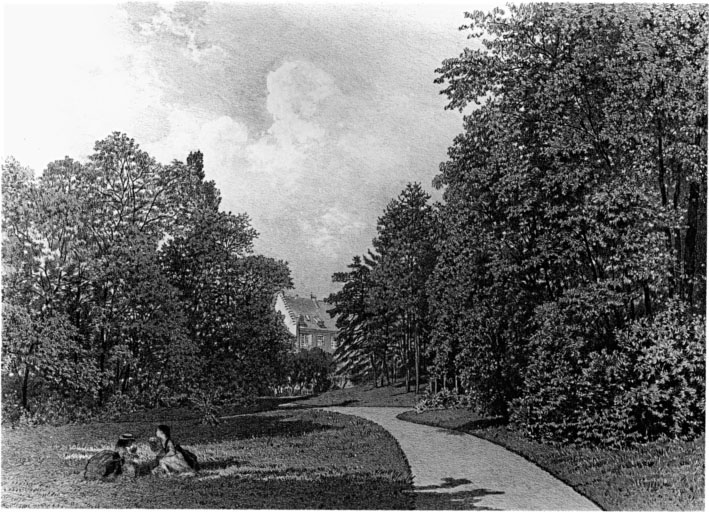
2, 409, 413, 508
398, 409, 704, 511
294, 382, 419, 408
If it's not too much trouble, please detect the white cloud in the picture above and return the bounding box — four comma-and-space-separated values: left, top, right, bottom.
146, 60, 340, 199
147, 111, 248, 167
137, 6, 225, 63
299, 207, 368, 258
4, 2, 468, 297
265, 61, 338, 145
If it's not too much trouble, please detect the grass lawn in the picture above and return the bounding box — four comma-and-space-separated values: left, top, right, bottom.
111, 396, 307, 424
398, 409, 705, 511
2, 408, 414, 508
294, 382, 419, 408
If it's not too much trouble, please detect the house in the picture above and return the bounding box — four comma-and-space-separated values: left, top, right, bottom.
274, 291, 340, 353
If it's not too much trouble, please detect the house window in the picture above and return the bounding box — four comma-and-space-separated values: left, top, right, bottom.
307, 334, 313, 347
317, 334, 324, 346
331, 337, 337, 350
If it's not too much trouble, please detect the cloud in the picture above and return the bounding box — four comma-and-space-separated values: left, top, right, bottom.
148, 111, 247, 166
137, 5, 225, 63
266, 60, 339, 144
146, 60, 342, 197
299, 208, 368, 258
4, 2, 470, 296
3, 5, 167, 171
144, 58, 401, 290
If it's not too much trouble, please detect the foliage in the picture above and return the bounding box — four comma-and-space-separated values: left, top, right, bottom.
284, 348, 335, 393
513, 296, 705, 445
424, 3, 706, 441
616, 300, 705, 441
329, 183, 439, 393
2, 135, 293, 424
328, 253, 381, 384
1, 303, 100, 413
414, 389, 472, 413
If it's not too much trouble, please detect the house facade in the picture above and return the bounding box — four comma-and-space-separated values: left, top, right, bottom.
274, 291, 339, 353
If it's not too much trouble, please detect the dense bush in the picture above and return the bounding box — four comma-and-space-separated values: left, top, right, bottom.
512, 300, 705, 445
618, 301, 705, 441
283, 348, 334, 394
415, 389, 472, 413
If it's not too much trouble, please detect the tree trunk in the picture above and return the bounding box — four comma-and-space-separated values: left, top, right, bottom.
656, 122, 677, 296
403, 334, 411, 393
684, 181, 700, 305
21, 365, 31, 411
122, 365, 131, 394
98, 326, 107, 405
370, 353, 378, 387
643, 283, 653, 318
384, 352, 391, 385
415, 334, 420, 395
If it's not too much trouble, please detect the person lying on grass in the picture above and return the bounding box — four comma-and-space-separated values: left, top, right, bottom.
151, 424, 200, 476
84, 433, 138, 481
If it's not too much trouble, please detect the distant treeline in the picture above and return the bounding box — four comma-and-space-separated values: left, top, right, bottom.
328, 3, 706, 445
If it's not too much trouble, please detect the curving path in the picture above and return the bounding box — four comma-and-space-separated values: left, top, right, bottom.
322, 406, 600, 511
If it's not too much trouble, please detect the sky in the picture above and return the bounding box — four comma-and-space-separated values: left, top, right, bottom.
3, 1, 498, 297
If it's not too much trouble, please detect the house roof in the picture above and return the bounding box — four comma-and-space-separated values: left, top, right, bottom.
280, 293, 339, 332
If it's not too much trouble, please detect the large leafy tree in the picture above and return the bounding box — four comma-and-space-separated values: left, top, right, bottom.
429, 3, 706, 436
160, 184, 292, 399
2, 134, 294, 420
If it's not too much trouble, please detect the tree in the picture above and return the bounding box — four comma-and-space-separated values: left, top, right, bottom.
2, 135, 295, 422
160, 196, 292, 401
1, 303, 100, 417
328, 252, 387, 386
372, 183, 438, 393
428, 3, 706, 437
285, 348, 334, 394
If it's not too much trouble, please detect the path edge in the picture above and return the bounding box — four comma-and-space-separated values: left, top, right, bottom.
395, 410, 606, 511
316, 407, 419, 500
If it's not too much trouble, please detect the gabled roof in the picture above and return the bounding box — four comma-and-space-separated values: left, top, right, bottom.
280, 293, 338, 332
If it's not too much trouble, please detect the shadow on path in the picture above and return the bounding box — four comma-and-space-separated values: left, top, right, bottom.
412, 487, 505, 510
415, 477, 473, 490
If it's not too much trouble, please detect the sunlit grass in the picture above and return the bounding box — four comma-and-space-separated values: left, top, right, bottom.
296, 382, 419, 408
2, 409, 414, 509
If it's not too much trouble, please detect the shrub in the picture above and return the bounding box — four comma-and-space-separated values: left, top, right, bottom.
1, 392, 96, 427
415, 389, 472, 413
617, 300, 705, 441
513, 297, 705, 445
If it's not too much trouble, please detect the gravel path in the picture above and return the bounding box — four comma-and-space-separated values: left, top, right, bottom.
323, 406, 600, 511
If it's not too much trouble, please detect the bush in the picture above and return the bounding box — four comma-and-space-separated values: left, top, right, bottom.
100, 392, 141, 421
415, 389, 472, 413
618, 300, 705, 441
513, 297, 705, 445
1, 392, 96, 427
